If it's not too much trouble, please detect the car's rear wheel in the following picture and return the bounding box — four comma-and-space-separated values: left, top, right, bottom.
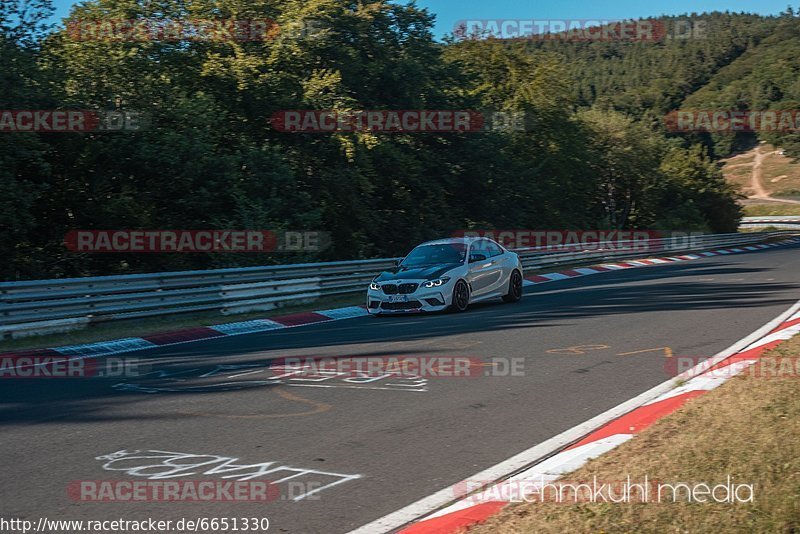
450, 280, 470, 312
502, 270, 523, 303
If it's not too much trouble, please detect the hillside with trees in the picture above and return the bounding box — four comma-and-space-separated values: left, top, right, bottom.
3, 1, 793, 280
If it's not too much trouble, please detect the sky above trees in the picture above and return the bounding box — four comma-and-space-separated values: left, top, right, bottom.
49, 0, 795, 38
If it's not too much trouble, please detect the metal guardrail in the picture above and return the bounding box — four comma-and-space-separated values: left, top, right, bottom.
740, 216, 800, 229
0, 231, 791, 339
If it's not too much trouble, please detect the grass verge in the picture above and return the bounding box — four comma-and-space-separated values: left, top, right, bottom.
744, 204, 800, 216
470, 335, 800, 534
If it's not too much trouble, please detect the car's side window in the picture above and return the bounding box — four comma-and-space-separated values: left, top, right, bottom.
485, 241, 503, 257
468, 243, 479, 261
470, 241, 489, 261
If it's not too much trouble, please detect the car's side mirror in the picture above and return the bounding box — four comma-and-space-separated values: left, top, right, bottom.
469, 253, 487, 264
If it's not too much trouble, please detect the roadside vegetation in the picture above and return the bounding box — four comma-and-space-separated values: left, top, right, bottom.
7, 4, 800, 280
471, 335, 800, 533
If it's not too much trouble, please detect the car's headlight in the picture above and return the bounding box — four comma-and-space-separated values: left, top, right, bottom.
369, 282, 380, 291
423, 277, 450, 288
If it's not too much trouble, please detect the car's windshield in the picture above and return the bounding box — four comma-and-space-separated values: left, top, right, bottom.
401, 244, 467, 267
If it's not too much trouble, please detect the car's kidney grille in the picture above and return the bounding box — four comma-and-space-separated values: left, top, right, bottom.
399, 283, 418, 294
382, 284, 398, 295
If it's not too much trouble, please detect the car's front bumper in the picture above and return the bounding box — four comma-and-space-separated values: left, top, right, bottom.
366, 284, 451, 314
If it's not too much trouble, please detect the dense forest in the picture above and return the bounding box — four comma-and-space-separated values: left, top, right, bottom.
3, 1, 796, 280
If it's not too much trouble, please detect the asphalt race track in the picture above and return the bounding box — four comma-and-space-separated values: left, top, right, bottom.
3, 242, 800, 533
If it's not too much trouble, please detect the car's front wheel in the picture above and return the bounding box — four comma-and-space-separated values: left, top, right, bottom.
450, 280, 470, 312
502, 270, 523, 303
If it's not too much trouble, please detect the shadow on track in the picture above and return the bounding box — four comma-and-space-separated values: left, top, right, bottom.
2, 254, 798, 424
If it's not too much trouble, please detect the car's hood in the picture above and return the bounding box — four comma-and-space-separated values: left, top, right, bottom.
374, 263, 462, 282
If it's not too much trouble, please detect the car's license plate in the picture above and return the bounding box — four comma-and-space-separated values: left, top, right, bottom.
388, 295, 409, 303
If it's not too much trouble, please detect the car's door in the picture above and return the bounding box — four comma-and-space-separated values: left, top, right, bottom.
482, 240, 509, 294
468, 240, 504, 297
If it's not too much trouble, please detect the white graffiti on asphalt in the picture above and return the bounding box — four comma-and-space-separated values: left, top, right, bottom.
113, 362, 428, 393
95, 450, 361, 501
269, 364, 428, 391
